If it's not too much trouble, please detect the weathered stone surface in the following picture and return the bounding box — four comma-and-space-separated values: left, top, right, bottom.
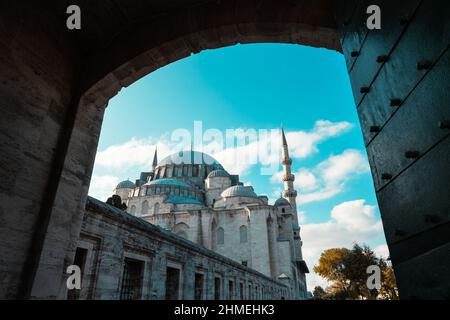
75, 197, 290, 300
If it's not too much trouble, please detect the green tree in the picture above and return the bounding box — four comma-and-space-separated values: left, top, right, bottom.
379, 264, 399, 300
342, 244, 380, 299
313, 248, 350, 293
314, 243, 397, 299
312, 286, 326, 300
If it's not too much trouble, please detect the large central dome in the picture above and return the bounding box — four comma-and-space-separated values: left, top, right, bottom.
158, 150, 223, 168
152, 150, 225, 190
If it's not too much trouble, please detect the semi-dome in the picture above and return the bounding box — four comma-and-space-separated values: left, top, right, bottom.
116, 180, 135, 189
221, 185, 257, 198
145, 178, 193, 188
274, 197, 291, 207
164, 196, 203, 205
207, 169, 229, 178
158, 150, 223, 168
142, 178, 203, 203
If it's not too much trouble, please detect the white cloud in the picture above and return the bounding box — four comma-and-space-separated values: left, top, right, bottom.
318, 149, 369, 184
88, 175, 120, 201
285, 120, 353, 159
271, 168, 319, 192
297, 210, 307, 224
93, 120, 353, 178
331, 199, 381, 233
271, 149, 370, 204
295, 169, 320, 191
374, 244, 390, 260
94, 138, 174, 171
301, 199, 385, 290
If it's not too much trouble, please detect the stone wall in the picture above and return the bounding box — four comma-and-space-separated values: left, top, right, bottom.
0, 1, 82, 299
72, 197, 290, 300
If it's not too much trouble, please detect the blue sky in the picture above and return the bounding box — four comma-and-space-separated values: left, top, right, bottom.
89, 43, 388, 289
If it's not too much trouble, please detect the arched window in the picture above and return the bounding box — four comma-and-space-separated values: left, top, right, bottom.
239, 225, 248, 243
130, 205, 136, 215
141, 200, 149, 215
211, 219, 218, 250
174, 222, 189, 240
217, 227, 224, 245
281, 208, 285, 213
153, 202, 160, 215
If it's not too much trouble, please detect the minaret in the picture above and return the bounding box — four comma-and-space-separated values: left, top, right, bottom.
280, 127, 298, 223
152, 146, 158, 172
281, 127, 307, 300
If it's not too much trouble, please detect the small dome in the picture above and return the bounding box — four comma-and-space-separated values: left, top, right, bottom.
116, 180, 135, 189
207, 169, 230, 178
221, 185, 257, 198
274, 197, 291, 207
145, 178, 193, 188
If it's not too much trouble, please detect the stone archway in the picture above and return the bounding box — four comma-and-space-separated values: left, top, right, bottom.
0, 0, 448, 299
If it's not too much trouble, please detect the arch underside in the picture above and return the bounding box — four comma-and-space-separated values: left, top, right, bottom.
80, 0, 340, 106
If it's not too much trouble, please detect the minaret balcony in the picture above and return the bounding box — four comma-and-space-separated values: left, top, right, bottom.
283, 190, 297, 198
281, 158, 292, 165
281, 173, 295, 182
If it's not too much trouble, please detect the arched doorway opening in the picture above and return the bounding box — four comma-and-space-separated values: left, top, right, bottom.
2, 1, 447, 300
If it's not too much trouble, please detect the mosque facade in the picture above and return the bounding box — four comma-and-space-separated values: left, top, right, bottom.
111, 130, 309, 299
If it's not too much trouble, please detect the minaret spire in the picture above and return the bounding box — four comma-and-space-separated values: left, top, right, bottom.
280, 128, 298, 223
152, 146, 158, 172
281, 125, 288, 146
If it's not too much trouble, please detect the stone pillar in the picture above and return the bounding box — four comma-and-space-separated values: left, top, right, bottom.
29, 96, 106, 299
183, 259, 196, 300
148, 251, 166, 300
0, 1, 87, 299
92, 227, 123, 300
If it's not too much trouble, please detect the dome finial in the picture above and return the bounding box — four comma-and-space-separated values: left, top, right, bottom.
116, 179, 136, 189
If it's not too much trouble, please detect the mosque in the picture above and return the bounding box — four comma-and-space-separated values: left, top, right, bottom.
111, 129, 309, 299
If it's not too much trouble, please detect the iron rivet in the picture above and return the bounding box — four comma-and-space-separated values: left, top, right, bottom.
360, 87, 370, 94
405, 151, 420, 159
351, 51, 360, 57
381, 173, 392, 180
390, 99, 402, 107
438, 121, 450, 130
417, 60, 432, 70
370, 126, 381, 133
377, 55, 389, 63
